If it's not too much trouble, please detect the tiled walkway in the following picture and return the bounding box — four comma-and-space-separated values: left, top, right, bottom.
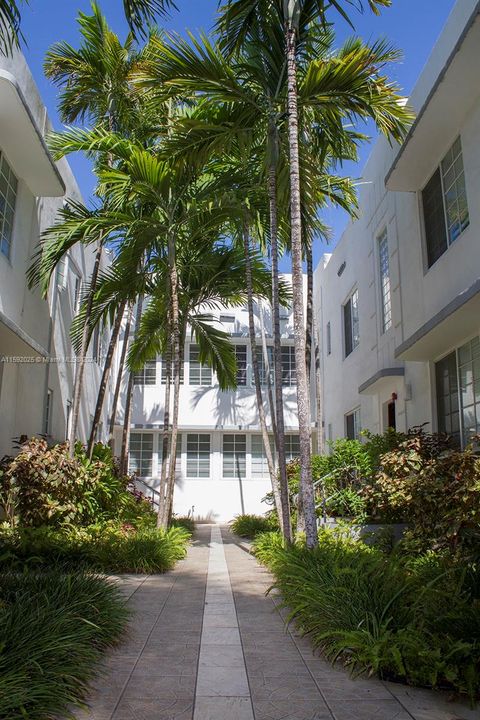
76, 526, 477, 720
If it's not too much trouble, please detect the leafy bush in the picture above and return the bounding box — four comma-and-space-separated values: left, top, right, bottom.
0, 523, 191, 574
362, 430, 480, 552
254, 530, 480, 700
0, 438, 154, 529
171, 515, 196, 533
230, 514, 278, 538
0, 568, 129, 719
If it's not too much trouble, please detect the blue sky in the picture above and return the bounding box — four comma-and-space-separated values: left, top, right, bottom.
21, 0, 456, 270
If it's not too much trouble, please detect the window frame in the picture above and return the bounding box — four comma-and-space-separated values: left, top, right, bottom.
189, 343, 212, 386
378, 229, 392, 334
0, 152, 18, 262
343, 288, 359, 358
421, 137, 469, 270
186, 433, 211, 478
222, 433, 247, 479
250, 434, 275, 478
281, 345, 297, 387
133, 359, 157, 386
234, 344, 247, 387
128, 432, 154, 477
345, 407, 361, 440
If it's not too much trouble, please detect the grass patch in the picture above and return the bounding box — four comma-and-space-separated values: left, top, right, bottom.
0, 568, 129, 719
253, 529, 480, 701
0, 524, 191, 574
230, 513, 277, 538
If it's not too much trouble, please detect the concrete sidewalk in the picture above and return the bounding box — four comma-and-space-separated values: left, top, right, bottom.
75, 526, 477, 720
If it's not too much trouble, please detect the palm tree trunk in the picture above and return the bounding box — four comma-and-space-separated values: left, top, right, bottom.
162, 233, 181, 528
258, 299, 277, 441
108, 303, 133, 452
243, 225, 283, 533
68, 243, 102, 456
305, 244, 313, 377
313, 302, 324, 455
165, 331, 184, 525
87, 299, 127, 456
157, 337, 172, 528
268, 162, 292, 542
285, 25, 317, 548
120, 296, 143, 475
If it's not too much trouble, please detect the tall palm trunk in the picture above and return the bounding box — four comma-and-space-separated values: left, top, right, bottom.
285, 25, 317, 548
305, 244, 313, 377
161, 233, 181, 528
120, 296, 143, 475
68, 243, 102, 456
258, 299, 277, 441
165, 331, 185, 524
157, 335, 172, 528
88, 299, 127, 456
243, 225, 283, 532
313, 301, 324, 455
268, 161, 292, 542
108, 303, 133, 452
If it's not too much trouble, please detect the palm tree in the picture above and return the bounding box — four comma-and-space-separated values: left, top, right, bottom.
42, 5, 160, 454
0, 0, 174, 55
129, 240, 275, 525
217, 0, 412, 546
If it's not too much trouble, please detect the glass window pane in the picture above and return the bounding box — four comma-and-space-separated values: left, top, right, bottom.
0, 154, 17, 260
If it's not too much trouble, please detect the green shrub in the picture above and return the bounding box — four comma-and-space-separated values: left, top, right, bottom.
171, 515, 195, 533
0, 568, 129, 719
0, 438, 155, 530
254, 530, 480, 700
0, 523, 191, 574
230, 514, 278, 538
362, 430, 480, 552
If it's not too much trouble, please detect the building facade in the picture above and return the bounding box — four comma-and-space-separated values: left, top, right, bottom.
0, 49, 111, 456
114, 297, 301, 522
315, 0, 480, 450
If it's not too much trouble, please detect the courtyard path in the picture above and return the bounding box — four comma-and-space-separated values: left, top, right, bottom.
75, 526, 477, 720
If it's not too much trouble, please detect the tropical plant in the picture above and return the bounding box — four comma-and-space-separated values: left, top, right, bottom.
231, 513, 278, 538
362, 430, 480, 553
37, 5, 159, 454
253, 528, 480, 700
0, 0, 174, 56
218, 0, 412, 548
0, 567, 129, 720
0, 523, 190, 573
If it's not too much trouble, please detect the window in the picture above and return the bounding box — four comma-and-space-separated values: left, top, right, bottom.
458, 337, 480, 446
378, 230, 392, 333
220, 314, 236, 333
133, 360, 156, 385
422, 137, 469, 268
223, 434, 246, 478
251, 434, 275, 477
160, 353, 184, 384
285, 435, 300, 462
186, 433, 210, 478
57, 256, 68, 288
189, 344, 212, 385
44, 389, 53, 435
129, 433, 153, 476
281, 346, 296, 386
343, 289, 359, 357
345, 408, 361, 440
0, 153, 18, 260
326, 322, 331, 355
71, 273, 82, 311
255, 346, 274, 386
234, 345, 247, 386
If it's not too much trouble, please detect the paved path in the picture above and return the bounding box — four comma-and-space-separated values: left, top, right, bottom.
76, 526, 477, 720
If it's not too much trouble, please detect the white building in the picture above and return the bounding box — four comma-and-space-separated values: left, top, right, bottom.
315, 0, 480, 449
116, 296, 301, 522
2, 0, 480, 523
0, 49, 111, 455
